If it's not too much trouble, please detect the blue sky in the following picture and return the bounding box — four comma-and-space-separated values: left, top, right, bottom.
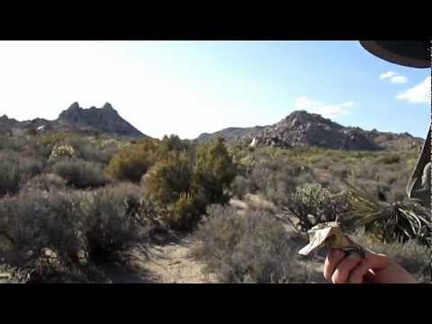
0, 41, 430, 139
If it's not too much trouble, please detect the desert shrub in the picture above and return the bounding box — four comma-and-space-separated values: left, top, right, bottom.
243, 194, 276, 213
386, 185, 407, 204
159, 134, 192, 154
146, 153, 194, 205
105, 139, 160, 183
344, 183, 431, 246
231, 175, 257, 199
193, 138, 237, 205
0, 133, 12, 150
237, 155, 255, 170
284, 183, 351, 233
96, 143, 119, 165
250, 157, 315, 206
20, 173, 67, 193
35, 132, 67, 159
0, 184, 162, 282
66, 136, 117, 165
160, 192, 207, 231
0, 133, 28, 152
349, 156, 414, 203
193, 205, 320, 283
328, 163, 351, 181
376, 153, 401, 165
0, 190, 85, 282
0, 152, 43, 196
82, 184, 158, 262
0, 158, 20, 196
50, 158, 108, 189
354, 163, 381, 181
145, 138, 236, 231
312, 155, 335, 170
50, 144, 75, 159
145, 153, 205, 231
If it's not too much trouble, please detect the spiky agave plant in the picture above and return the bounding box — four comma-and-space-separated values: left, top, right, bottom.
343, 182, 431, 247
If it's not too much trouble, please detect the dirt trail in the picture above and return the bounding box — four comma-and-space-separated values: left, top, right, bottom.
123, 197, 323, 284
138, 238, 218, 283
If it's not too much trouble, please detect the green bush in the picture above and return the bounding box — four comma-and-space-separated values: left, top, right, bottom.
146, 153, 194, 205
51, 158, 108, 189
159, 134, 192, 154
105, 139, 160, 183
193, 138, 237, 206
145, 138, 236, 231
146, 153, 206, 231
160, 192, 206, 231
193, 205, 321, 283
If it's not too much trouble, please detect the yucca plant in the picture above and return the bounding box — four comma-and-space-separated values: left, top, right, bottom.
343, 181, 431, 247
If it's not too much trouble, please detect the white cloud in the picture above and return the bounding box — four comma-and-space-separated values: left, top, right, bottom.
379, 71, 408, 84
396, 76, 431, 104
379, 71, 397, 80
294, 96, 354, 118
389, 75, 408, 84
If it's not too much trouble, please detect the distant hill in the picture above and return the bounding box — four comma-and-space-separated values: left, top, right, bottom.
1, 106, 424, 151
196, 110, 424, 151
197, 126, 265, 142
1, 102, 149, 138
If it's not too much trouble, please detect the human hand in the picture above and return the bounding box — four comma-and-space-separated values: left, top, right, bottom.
323, 249, 418, 284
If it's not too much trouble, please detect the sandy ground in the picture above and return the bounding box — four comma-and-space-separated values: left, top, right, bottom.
138, 238, 218, 283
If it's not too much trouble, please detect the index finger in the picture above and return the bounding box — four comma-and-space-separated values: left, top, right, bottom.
323, 249, 345, 282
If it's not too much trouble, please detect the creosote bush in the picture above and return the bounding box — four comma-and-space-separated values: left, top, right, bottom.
105, 139, 160, 183
51, 158, 108, 189
193, 205, 322, 283
0, 184, 162, 282
0, 151, 43, 197
145, 138, 236, 231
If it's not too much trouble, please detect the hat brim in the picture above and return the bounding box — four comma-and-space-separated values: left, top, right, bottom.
360, 41, 430, 68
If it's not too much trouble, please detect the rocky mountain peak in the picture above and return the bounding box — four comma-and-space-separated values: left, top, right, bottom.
57, 102, 145, 137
